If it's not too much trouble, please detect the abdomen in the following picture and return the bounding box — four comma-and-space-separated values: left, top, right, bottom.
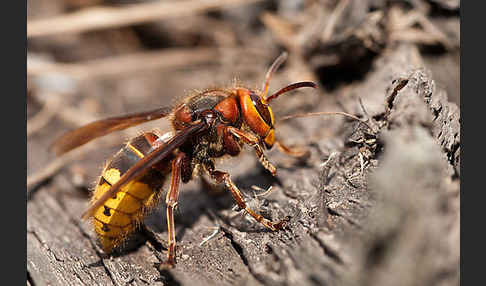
91, 132, 169, 252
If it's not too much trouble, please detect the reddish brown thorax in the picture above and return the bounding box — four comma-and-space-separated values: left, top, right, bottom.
214, 96, 240, 124
172, 88, 276, 149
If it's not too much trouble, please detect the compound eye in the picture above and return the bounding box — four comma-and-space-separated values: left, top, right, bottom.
250, 92, 273, 127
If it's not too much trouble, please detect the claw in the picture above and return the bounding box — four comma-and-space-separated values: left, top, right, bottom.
273, 216, 291, 230
159, 258, 176, 270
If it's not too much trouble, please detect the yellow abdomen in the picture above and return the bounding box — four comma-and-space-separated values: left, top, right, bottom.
90, 133, 168, 252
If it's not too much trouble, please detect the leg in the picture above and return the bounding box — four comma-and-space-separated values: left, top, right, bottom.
162, 152, 186, 267
226, 127, 277, 176
209, 168, 289, 231
275, 140, 310, 158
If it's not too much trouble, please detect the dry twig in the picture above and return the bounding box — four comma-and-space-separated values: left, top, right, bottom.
260, 12, 298, 50
27, 0, 263, 38
322, 0, 350, 41
387, 5, 453, 48
28, 48, 219, 80
27, 94, 63, 137
27, 145, 94, 193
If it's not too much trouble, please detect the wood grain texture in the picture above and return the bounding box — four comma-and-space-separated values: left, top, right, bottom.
27, 43, 459, 286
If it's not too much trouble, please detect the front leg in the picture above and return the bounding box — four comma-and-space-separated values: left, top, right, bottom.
208, 168, 289, 231
226, 126, 277, 176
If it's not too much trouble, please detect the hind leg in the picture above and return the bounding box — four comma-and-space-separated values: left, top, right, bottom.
161, 152, 188, 267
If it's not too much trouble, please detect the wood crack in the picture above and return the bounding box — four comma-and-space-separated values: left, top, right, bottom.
327, 207, 362, 229
309, 232, 344, 265
220, 227, 248, 266
51, 194, 117, 286
27, 271, 35, 286
219, 225, 265, 285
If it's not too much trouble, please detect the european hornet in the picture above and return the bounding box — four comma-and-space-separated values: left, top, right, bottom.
51, 52, 360, 267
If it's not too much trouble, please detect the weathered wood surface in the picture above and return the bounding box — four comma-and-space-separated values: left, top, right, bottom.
27, 1, 460, 285
27, 43, 459, 286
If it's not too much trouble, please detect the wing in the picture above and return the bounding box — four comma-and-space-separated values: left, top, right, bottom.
81, 121, 208, 220
50, 107, 172, 156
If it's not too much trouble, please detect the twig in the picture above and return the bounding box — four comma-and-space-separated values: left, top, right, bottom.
27, 145, 94, 193
279, 111, 373, 131
358, 97, 379, 133
199, 227, 221, 246
27, 0, 263, 38
322, 0, 350, 41
251, 185, 275, 197
387, 5, 453, 49
28, 48, 218, 80
27, 94, 62, 137
260, 12, 297, 50
320, 152, 339, 168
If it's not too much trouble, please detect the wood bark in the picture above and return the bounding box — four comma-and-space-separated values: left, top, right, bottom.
27, 43, 459, 286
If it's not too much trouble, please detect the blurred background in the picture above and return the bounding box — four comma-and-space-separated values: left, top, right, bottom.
27, 0, 459, 180
27, 1, 460, 285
